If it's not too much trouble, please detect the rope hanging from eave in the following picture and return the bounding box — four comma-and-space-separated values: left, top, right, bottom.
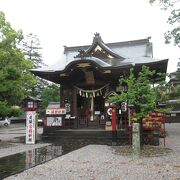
74, 83, 109, 98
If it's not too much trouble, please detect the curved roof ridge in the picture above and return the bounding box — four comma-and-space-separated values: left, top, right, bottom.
74, 56, 111, 67
85, 33, 125, 60
31, 56, 112, 74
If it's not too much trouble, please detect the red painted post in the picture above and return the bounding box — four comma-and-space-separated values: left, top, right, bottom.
112, 106, 116, 131
163, 113, 166, 147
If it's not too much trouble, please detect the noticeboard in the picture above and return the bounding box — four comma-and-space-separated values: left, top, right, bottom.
46, 117, 62, 126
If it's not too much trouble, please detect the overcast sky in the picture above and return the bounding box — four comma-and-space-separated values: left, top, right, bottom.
0, 0, 179, 73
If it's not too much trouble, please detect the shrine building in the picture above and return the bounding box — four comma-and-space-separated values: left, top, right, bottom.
31, 33, 168, 132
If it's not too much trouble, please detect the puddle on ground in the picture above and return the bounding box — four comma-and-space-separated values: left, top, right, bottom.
0, 144, 63, 179
0, 138, 111, 179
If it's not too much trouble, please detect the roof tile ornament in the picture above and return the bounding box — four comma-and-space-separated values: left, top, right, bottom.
92, 32, 104, 45
94, 32, 102, 41
74, 49, 91, 59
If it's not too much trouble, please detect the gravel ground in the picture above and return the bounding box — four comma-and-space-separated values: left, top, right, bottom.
3, 123, 180, 180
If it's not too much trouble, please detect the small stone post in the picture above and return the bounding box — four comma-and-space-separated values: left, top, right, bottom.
132, 122, 140, 156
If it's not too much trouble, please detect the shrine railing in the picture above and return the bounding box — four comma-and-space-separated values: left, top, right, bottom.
77, 116, 106, 128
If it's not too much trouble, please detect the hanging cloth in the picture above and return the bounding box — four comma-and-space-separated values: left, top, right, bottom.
90, 96, 94, 121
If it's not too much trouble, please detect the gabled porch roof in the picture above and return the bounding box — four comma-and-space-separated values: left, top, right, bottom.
31, 33, 168, 84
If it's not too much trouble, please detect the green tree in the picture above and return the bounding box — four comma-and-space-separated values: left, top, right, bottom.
0, 11, 36, 117
21, 33, 44, 68
150, 0, 180, 47
21, 33, 49, 97
169, 85, 180, 99
154, 83, 169, 103
40, 84, 60, 110
108, 66, 170, 153
167, 59, 180, 100
108, 66, 156, 121
152, 73, 170, 103
150, 0, 180, 100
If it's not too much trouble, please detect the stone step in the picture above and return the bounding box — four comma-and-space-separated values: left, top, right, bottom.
42, 130, 131, 142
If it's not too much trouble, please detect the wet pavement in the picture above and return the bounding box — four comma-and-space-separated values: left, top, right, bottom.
0, 123, 42, 142
0, 123, 45, 179
0, 138, 111, 179
0, 144, 62, 179
0, 123, 119, 179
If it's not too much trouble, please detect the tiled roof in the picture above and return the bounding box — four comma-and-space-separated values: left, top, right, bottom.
31, 33, 168, 82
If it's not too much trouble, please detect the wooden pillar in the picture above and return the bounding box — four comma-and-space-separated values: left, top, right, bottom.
60, 85, 65, 107
112, 106, 116, 131
73, 87, 77, 117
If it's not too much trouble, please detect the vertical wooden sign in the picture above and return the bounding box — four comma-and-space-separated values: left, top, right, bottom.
26, 111, 36, 144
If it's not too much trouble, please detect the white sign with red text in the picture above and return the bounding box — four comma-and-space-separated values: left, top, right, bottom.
46, 108, 66, 115
26, 111, 36, 144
